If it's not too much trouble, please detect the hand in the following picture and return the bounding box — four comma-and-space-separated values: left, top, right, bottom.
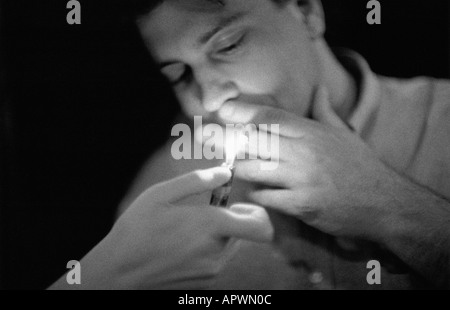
50, 168, 273, 290
217, 87, 404, 242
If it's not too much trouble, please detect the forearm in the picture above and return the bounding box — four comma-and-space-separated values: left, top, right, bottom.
48, 236, 124, 290
379, 175, 450, 288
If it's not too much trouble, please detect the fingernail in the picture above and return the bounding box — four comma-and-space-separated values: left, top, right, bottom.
213, 166, 233, 179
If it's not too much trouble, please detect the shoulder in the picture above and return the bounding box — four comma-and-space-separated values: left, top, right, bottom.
378, 75, 450, 106
378, 75, 435, 103
375, 75, 450, 195
358, 74, 449, 169
377, 75, 450, 133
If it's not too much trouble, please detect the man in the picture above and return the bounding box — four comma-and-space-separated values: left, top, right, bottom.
119, 0, 450, 289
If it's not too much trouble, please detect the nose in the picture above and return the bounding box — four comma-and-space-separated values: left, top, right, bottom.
194, 66, 239, 113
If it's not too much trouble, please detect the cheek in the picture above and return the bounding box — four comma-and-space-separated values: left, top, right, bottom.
175, 88, 209, 118
277, 62, 315, 116
233, 33, 285, 96
233, 42, 313, 116
271, 35, 319, 115
234, 53, 282, 96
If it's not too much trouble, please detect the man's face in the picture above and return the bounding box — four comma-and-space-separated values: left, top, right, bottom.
138, 0, 321, 122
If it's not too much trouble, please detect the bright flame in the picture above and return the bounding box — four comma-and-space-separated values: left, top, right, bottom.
225, 130, 248, 166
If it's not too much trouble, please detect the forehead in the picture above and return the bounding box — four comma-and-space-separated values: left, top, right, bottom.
137, 0, 261, 60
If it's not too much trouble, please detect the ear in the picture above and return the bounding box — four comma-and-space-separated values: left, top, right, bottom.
294, 0, 326, 39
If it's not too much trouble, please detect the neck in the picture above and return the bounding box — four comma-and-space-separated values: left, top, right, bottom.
314, 40, 358, 121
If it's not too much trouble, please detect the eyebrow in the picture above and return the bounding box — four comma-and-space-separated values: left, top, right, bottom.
197, 11, 249, 46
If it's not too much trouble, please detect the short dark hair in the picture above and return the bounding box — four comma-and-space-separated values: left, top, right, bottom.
126, 0, 290, 20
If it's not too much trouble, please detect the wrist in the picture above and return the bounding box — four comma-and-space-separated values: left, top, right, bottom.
55, 234, 126, 290
367, 170, 422, 247
373, 171, 449, 253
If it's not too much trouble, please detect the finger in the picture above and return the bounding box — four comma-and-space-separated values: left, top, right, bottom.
218, 101, 313, 138
208, 204, 274, 243
195, 124, 284, 162
234, 160, 293, 187
149, 167, 232, 203
229, 203, 263, 215
312, 86, 351, 131
194, 125, 249, 160
247, 189, 323, 219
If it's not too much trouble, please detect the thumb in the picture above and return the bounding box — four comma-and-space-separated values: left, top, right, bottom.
211, 204, 274, 243
148, 167, 232, 204
312, 86, 350, 130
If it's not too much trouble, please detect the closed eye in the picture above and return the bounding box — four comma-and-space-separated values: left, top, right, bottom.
215, 33, 246, 57
161, 63, 192, 86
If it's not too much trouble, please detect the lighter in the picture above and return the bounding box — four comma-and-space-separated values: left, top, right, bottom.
209, 132, 245, 208
209, 161, 236, 208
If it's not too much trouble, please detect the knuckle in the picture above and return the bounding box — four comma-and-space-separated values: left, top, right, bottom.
295, 205, 320, 222
190, 169, 212, 187
300, 143, 317, 160
191, 169, 204, 181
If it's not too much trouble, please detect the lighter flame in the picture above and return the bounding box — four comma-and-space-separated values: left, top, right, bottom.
225, 130, 248, 167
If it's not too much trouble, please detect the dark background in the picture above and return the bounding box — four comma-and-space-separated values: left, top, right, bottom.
0, 0, 449, 289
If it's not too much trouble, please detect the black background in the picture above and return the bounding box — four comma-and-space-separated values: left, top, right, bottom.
0, 0, 449, 289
